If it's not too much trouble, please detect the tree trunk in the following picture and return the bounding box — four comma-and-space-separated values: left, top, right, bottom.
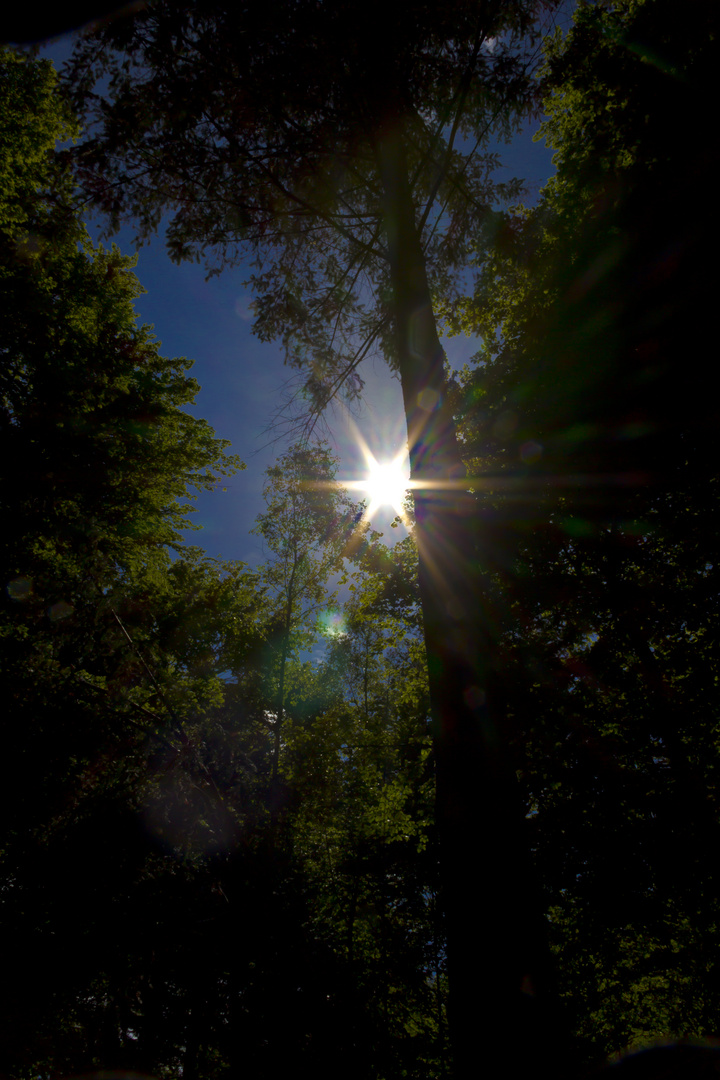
273, 622, 290, 782
374, 121, 566, 1080
272, 553, 297, 782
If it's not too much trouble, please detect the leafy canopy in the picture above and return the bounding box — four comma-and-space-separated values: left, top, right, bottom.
64, 0, 557, 421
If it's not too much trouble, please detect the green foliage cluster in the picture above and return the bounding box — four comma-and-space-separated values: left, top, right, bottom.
446, 0, 719, 1064
0, 48, 441, 1079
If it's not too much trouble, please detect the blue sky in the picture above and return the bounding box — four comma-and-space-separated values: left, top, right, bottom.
40, 33, 556, 568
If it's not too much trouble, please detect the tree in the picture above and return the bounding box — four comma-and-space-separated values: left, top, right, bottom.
0, 46, 262, 1076
0, 43, 240, 865
251, 443, 356, 781
283, 521, 445, 1078
444, 0, 719, 1066
63, 5, 568, 1072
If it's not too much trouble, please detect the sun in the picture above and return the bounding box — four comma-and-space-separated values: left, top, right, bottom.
338, 414, 412, 523
344, 446, 410, 520
365, 458, 409, 511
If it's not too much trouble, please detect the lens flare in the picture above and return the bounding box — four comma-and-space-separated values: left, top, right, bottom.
319, 608, 346, 637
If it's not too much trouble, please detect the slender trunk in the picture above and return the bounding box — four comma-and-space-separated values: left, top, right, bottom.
432, 889, 449, 1076
183, 1003, 200, 1080
374, 122, 566, 1079
347, 875, 358, 967
272, 554, 297, 781
273, 623, 289, 782
363, 635, 369, 721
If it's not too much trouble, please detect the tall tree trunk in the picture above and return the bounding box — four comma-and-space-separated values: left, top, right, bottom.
374, 122, 566, 1079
